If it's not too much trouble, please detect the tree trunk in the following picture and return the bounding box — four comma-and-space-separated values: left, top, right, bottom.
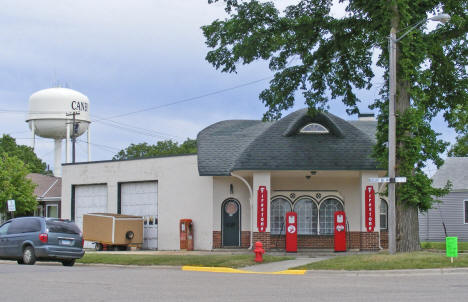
396, 200, 421, 252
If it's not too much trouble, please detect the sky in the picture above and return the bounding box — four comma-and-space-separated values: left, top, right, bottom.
0, 0, 457, 176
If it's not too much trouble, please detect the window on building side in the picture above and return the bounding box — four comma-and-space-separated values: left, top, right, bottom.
380, 199, 388, 230
299, 123, 329, 134
294, 198, 318, 235
319, 198, 344, 235
270, 197, 292, 235
465, 200, 468, 224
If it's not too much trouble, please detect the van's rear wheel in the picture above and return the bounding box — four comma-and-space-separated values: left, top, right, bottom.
17, 259, 24, 265
22, 246, 36, 265
62, 259, 76, 267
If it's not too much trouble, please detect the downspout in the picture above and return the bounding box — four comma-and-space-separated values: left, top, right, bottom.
231, 172, 253, 249
376, 182, 387, 250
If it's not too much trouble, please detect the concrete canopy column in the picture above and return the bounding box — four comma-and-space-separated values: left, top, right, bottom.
360, 171, 381, 250
253, 172, 271, 248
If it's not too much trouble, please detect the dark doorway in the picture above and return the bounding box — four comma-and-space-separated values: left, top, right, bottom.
222, 199, 240, 247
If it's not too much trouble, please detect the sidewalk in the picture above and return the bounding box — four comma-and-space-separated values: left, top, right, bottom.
241, 257, 331, 272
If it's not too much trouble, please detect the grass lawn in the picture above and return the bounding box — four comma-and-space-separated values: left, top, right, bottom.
294, 251, 468, 271
77, 253, 292, 268
421, 241, 468, 251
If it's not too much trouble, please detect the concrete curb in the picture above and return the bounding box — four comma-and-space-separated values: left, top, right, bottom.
305, 267, 468, 276
182, 266, 306, 275
3, 260, 468, 276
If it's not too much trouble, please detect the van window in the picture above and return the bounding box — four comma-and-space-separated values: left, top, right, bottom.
46, 220, 81, 235
8, 218, 42, 234
0, 222, 10, 235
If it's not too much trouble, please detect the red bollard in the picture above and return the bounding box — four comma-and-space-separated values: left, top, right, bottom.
254, 241, 265, 263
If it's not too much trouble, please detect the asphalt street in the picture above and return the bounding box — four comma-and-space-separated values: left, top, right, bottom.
1, 262, 468, 302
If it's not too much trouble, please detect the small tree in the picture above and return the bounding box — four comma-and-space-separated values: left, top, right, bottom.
448, 134, 468, 157
0, 154, 37, 218
0, 134, 47, 174
113, 139, 197, 160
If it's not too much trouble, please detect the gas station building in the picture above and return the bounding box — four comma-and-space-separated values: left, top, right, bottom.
61, 109, 388, 251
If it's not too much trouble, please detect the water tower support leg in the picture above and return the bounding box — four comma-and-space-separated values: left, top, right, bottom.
53, 139, 62, 177
31, 120, 35, 150
87, 128, 91, 162
66, 123, 70, 163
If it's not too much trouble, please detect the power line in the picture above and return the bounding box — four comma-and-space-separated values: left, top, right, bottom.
92, 76, 272, 122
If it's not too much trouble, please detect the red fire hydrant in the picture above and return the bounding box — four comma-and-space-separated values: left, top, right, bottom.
254, 241, 265, 263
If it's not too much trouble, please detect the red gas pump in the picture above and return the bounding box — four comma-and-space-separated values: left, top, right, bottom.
285, 212, 297, 252
334, 211, 346, 252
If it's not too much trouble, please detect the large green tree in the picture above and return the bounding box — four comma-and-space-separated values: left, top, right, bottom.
0, 154, 37, 217
448, 133, 468, 156
202, 0, 467, 251
113, 139, 197, 160
0, 134, 47, 173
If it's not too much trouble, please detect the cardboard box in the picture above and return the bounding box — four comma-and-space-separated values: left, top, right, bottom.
83, 213, 144, 246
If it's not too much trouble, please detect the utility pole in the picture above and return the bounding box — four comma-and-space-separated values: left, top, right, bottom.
388, 27, 397, 255
66, 112, 80, 163
387, 13, 450, 254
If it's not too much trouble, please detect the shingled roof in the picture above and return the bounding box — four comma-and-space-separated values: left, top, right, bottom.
432, 157, 468, 191
26, 173, 61, 200
197, 109, 380, 176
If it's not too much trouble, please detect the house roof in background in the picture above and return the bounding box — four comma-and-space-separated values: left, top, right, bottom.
26, 173, 61, 200
432, 157, 468, 191
197, 109, 380, 176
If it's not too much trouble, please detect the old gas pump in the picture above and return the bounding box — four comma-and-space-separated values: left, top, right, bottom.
334, 211, 346, 252
180, 219, 194, 251
285, 211, 297, 252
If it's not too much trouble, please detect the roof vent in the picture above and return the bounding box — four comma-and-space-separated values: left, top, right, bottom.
358, 113, 376, 121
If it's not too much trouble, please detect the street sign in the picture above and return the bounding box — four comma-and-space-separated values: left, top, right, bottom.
7, 200, 16, 212
369, 177, 390, 183
369, 177, 407, 183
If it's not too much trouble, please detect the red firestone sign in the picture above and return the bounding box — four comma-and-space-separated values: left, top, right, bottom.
365, 186, 375, 232
257, 186, 268, 232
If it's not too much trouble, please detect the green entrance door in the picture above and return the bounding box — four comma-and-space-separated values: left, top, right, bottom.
222, 199, 240, 247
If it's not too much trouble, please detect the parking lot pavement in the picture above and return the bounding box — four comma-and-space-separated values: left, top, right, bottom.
2, 262, 468, 302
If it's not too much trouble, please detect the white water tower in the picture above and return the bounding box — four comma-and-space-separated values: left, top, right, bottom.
26, 88, 91, 177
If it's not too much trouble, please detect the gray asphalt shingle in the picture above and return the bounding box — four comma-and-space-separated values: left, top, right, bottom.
197, 109, 380, 176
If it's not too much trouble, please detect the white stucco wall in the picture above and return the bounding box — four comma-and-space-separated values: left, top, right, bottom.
212, 176, 251, 232
61, 155, 213, 250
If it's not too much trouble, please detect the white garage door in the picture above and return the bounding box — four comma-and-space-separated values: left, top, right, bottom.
74, 184, 108, 248
121, 181, 158, 249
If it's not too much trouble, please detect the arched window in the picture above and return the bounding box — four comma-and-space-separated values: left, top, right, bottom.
270, 197, 292, 235
299, 123, 329, 134
380, 199, 388, 230
294, 197, 318, 235
319, 198, 344, 235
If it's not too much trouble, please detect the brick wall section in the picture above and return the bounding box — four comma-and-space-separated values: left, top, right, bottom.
271, 235, 334, 249
241, 231, 250, 248
252, 232, 271, 250
380, 231, 388, 249
360, 232, 380, 251
215, 231, 381, 250
348, 232, 362, 249
213, 231, 221, 249
212, 231, 250, 248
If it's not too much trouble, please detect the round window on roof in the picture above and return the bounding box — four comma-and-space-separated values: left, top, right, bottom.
300, 123, 329, 134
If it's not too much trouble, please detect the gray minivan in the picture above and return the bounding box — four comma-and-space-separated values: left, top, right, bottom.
0, 217, 85, 266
